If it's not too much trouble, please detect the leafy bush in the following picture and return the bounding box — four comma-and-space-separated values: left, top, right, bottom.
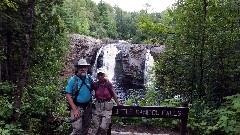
0, 82, 23, 135
187, 100, 217, 135
211, 94, 240, 135
188, 94, 240, 135
0, 123, 23, 135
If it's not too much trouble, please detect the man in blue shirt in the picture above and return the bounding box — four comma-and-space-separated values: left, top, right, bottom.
65, 58, 93, 135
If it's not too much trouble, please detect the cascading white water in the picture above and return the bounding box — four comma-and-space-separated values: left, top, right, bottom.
144, 49, 155, 86
92, 46, 103, 80
93, 44, 119, 82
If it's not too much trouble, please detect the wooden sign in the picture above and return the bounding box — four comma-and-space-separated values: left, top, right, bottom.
112, 106, 188, 119
109, 103, 189, 135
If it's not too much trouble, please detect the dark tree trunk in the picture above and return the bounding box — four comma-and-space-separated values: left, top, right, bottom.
190, 41, 197, 103
0, 61, 1, 82
13, 0, 36, 123
199, 0, 207, 98
6, 31, 13, 82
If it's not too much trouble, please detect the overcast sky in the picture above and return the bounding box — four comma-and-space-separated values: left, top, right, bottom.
91, 0, 176, 13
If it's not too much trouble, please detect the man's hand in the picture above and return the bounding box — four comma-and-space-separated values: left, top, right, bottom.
73, 108, 80, 120
66, 94, 81, 120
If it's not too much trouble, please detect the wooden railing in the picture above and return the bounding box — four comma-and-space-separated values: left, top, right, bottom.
108, 102, 189, 135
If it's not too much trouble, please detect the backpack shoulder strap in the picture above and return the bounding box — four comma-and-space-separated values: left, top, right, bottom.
105, 81, 110, 91
87, 74, 92, 83
73, 75, 78, 92
96, 81, 99, 90
78, 75, 91, 91
87, 74, 93, 92
71, 75, 78, 96
73, 75, 84, 103
105, 81, 113, 97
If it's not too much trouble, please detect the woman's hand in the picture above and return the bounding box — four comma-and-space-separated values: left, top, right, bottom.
117, 103, 123, 107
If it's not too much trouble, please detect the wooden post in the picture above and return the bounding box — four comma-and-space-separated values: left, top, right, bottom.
180, 101, 188, 135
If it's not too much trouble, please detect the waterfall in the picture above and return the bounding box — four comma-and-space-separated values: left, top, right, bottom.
144, 49, 154, 85
92, 44, 118, 82
92, 46, 103, 80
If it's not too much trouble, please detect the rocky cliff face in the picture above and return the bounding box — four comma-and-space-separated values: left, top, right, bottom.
60, 34, 102, 79
114, 44, 165, 88
61, 34, 164, 88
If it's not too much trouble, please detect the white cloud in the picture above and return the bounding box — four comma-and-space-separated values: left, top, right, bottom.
91, 0, 176, 13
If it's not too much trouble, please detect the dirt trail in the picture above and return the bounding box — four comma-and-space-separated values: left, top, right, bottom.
111, 125, 180, 135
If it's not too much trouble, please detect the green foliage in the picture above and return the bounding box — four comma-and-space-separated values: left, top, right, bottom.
0, 82, 16, 120
1, 0, 70, 134
211, 94, 240, 135
0, 82, 23, 135
0, 123, 23, 135
60, 0, 91, 34
154, 0, 240, 102
187, 100, 217, 134
137, 14, 167, 44
96, 1, 118, 39
0, 96, 13, 120
186, 94, 240, 135
152, 0, 240, 134
0, 0, 18, 11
